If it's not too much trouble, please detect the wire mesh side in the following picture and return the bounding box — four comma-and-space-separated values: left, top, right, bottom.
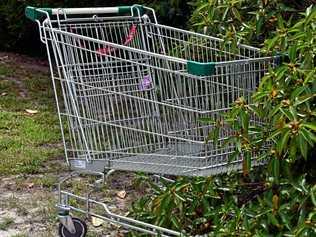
45, 24, 275, 176
52, 16, 261, 64
143, 22, 262, 63
58, 17, 150, 52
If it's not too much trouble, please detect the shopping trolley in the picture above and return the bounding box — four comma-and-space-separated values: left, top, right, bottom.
26, 4, 278, 237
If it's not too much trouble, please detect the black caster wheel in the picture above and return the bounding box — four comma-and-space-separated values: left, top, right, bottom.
58, 217, 87, 237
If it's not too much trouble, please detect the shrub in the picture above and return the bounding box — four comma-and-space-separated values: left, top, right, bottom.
0, 0, 61, 55
218, 5, 316, 182
130, 2, 316, 236
131, 174, 316, 236
189, 0, 316, 47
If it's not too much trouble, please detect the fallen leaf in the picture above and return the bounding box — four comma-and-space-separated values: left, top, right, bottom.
116, 232, 125, 237
0, 56, 8, 61
91, 216, 104, 227
25, 109, 38, 115
116, 190, 127, 199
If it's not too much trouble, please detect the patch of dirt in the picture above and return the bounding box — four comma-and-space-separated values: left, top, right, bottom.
4, 76, 29, 98
0, 171, 142, 237
0, 176, 57, 237
0, 52, 49, 99
0, 52, 49, 74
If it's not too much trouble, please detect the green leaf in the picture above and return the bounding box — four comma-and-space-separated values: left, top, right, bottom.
275, 66, 288, 81
280, 108, 294, 120
243, 152, 251, 176
254, 91, 270, 101
289, 138, 297, 160
268, 212, 279, 226
171, 216, 181, 230
311, 186, 316, 207
231, 7, 242, 22
279, 212, 291, 231
300, 127, 315, 146
268, 129, 282, 141
304, 70, 316, 84
290, 86, 306, 101
288, 45, 297, 62
222, 7, 230, 21
277, 129, 291, 153
289, 106, 298, 120
206, 126, 220, 144
305, 5, 316, 25
269, 104, 282, 118
293, 94, 315, 106
272, 158, 280, 182
277, 14, 285, 29
202, 197, 210, 210
236, 141, 242, 153
266, 36, 279, 50
229, 150, 239, 162
174, 192, 186, 202
302, 123, 316, 131
240, 110, 249, 132
256, 16, 264, 36
198, 117, 215, 124
299, 133, 308, 159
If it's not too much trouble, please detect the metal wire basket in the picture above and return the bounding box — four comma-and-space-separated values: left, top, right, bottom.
26, 5, 278, 236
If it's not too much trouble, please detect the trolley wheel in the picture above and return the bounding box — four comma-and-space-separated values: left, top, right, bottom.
58, 217, 87, 237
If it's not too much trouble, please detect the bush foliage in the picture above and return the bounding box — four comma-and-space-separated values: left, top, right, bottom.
130, 1, 316, 236
190, 0, 316, 47
131, 174, 315, 236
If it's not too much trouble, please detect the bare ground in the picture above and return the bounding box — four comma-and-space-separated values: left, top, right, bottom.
0, 170, 141, 237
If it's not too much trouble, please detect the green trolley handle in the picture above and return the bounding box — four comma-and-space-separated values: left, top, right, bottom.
25, 5, 144, 21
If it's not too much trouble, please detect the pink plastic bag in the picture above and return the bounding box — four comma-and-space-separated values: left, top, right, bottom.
97, 25, 137, 56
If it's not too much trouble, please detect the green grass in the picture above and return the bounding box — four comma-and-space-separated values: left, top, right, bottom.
0, 217, 14, 231
0, 65, 14, 77
33, 174, 59, 189
11, 234, 28, 237
0, 63, 63, 175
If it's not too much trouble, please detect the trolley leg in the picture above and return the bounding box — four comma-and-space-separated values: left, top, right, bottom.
57, 203, 88, 237
57, 170, 181, 236
58, 205, 76, 234
56, 171, 101, 237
